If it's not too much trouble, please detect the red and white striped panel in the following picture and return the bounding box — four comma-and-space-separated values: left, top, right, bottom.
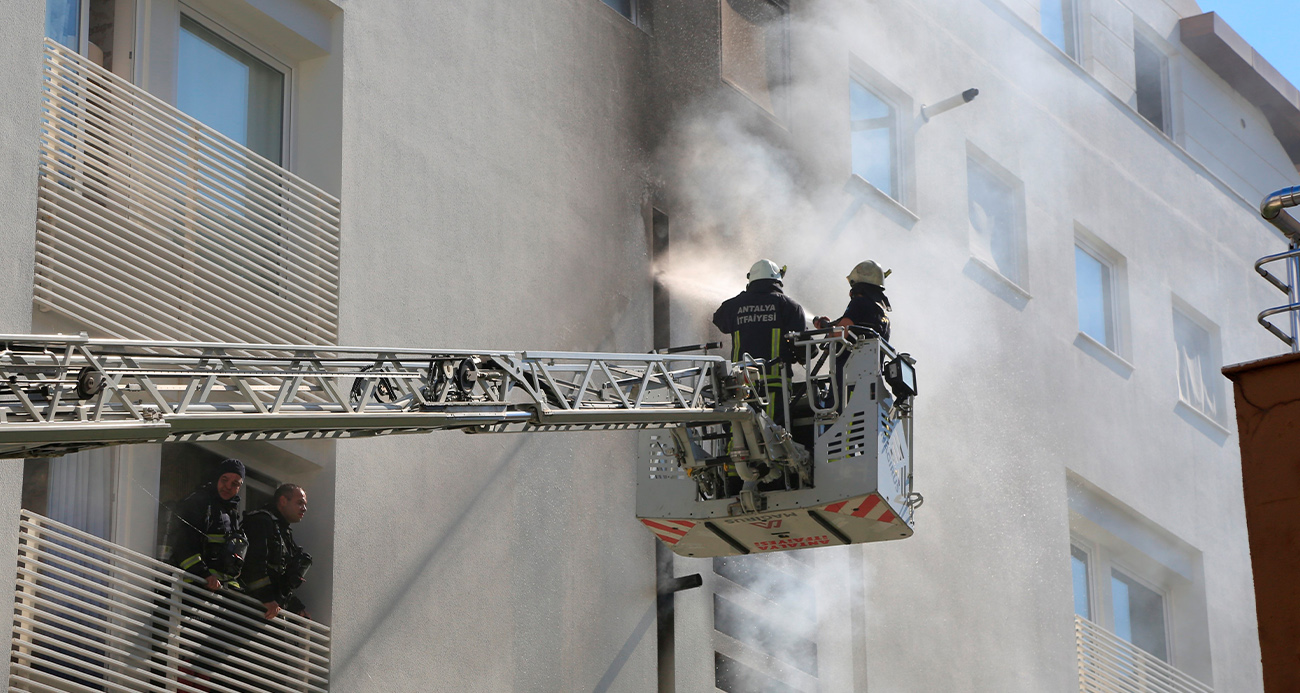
822, 495, 897, 524
640, 519, 697, 545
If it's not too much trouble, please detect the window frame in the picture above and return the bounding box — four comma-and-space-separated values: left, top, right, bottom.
177, 3, 296, 168
1171, 298, 1226, 427
1132, 23, 1178, 139
1072, 227, 1129, 359
1040, 0, 1080, 62
1070, 539, 1095, 621
848, 58, 915, 211
718, 0, 790, 122
965, 144, 1029, 292
1108, 562, 1173, 662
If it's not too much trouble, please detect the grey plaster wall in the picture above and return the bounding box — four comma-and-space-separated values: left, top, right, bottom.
328, 1, 657, 690
0, 4, 45, 689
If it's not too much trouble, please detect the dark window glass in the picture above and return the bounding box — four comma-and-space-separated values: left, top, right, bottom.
1134, 32, 1167, 133
600, 0, 634, 20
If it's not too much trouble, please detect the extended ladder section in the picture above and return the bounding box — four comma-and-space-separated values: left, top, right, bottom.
0, 331, 918, 557
0, 334, 744, 459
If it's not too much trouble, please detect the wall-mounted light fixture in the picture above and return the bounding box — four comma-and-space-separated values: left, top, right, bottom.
921, 88, 980, 122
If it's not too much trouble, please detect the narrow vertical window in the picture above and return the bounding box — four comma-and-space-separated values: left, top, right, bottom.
1041, 0, 1077, 59
850, 80, 896, 198
1071, 545, 1092, 620
967, 155, 1024, 285
1111, 570, 1169, 662
1075, 245, 1115, 350
177, 15, 286, 164
1173, 308, 1222, 422
651, 210, 670, 350
1134, 31, 1168, 133
720, 0, 787, 117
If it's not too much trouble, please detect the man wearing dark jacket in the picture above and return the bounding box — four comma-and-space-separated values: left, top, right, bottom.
169, 458, 247, 590
713, 259, 808, 424
242, 483, 312, 620
814, 260, 892, 342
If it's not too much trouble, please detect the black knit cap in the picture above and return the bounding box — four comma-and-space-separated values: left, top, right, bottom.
215, 458, 245, 481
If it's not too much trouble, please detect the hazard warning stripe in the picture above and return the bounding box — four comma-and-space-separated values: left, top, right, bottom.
851, 495, 880, 518
643, 520, 690, 537
822, 495, 897, 524
640, 519, 697, 545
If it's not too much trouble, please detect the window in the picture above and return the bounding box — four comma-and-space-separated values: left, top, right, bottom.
1068, 474, 1214, 683
1041, 0, 1078, 59
1071, 545, 1092, 619
850, 80, 896, 198
600, 0, 637, 22
46, 0, 82, 50
1134, 30, 1169, 133
720, 0, 788, 117
177, 14, 287, 164
1111, 569, 1169, 661
967, 151, 1026, 286
1173, 305, 1223, 423
1075, 246, 1115, 349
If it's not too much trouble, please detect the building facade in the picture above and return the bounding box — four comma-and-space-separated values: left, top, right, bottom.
0, 0, 1295, 690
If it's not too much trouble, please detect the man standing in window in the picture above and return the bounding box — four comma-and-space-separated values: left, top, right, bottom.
814, 260, 892, 342
712, 259, 808, 426
242, 483, 313, 621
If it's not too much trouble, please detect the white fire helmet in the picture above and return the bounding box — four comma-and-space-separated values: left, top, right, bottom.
847, 260, 891, 287
747, 259, 787, 283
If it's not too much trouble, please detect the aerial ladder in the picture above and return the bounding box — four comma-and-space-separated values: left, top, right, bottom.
0, 329, 918, 558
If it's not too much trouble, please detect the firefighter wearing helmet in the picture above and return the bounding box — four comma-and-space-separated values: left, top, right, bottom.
813, 260, 892, 341
713, 260, 808, 425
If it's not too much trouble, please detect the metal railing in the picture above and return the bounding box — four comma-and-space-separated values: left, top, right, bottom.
1075, 616, 1211, 693
35, 39, 341, 345
1256, 186, 1300, 351
9, 509, 330, 692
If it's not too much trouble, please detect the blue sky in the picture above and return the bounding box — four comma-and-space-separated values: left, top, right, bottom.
1196, 0, 1300, 88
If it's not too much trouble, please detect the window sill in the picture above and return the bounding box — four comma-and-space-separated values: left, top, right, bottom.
1174, 399, 1231, 439
1073, 332, 1134, 379
967, 255, 1031, 297
846, 174, 919, 229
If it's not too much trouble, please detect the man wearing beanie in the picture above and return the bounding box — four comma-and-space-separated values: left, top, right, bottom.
168, 458, 247, 591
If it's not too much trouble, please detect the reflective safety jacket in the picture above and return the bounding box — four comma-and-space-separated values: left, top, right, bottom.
168, 483, 243, 584
712, 280, 808, 365
241, 505, 309, 613
839, 282, 891, 342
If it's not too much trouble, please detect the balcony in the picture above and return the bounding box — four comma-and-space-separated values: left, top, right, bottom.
9, 509, 331, 692
1075, 615, 1212, 693
35, 39, 341, 345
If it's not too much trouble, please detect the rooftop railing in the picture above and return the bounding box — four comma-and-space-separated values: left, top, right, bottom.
9, 509, 330, 692
1075, 615, 1211, 693
35, 39, 341, 345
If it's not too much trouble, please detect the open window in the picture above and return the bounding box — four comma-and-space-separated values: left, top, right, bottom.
967, 146, 1028, 290
720, 0, 788, 119
45, 0, 137, 80
1040, 0, 1079, 61
1172, 299, 1225, 427
1134, 28, 1170, 135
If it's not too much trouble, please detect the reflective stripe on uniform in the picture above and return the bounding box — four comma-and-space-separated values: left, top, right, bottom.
732, 332, 741, 362
246, 577, 272, 590
206, 533, 226, 543
179, 553, 203, 570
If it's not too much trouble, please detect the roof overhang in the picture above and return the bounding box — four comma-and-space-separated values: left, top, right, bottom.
1181, 12, 1300, 170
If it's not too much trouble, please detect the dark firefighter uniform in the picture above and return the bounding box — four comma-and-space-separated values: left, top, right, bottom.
169, 483, 245, 587
838, 282, 891, 342
712, 278, 808, 422
241, 503, 311, 615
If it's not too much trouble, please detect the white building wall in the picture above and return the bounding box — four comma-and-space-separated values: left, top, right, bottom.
3, 0, 1297, 690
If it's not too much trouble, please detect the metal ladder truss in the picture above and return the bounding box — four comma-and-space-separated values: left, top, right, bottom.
0, 334, 747, 459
